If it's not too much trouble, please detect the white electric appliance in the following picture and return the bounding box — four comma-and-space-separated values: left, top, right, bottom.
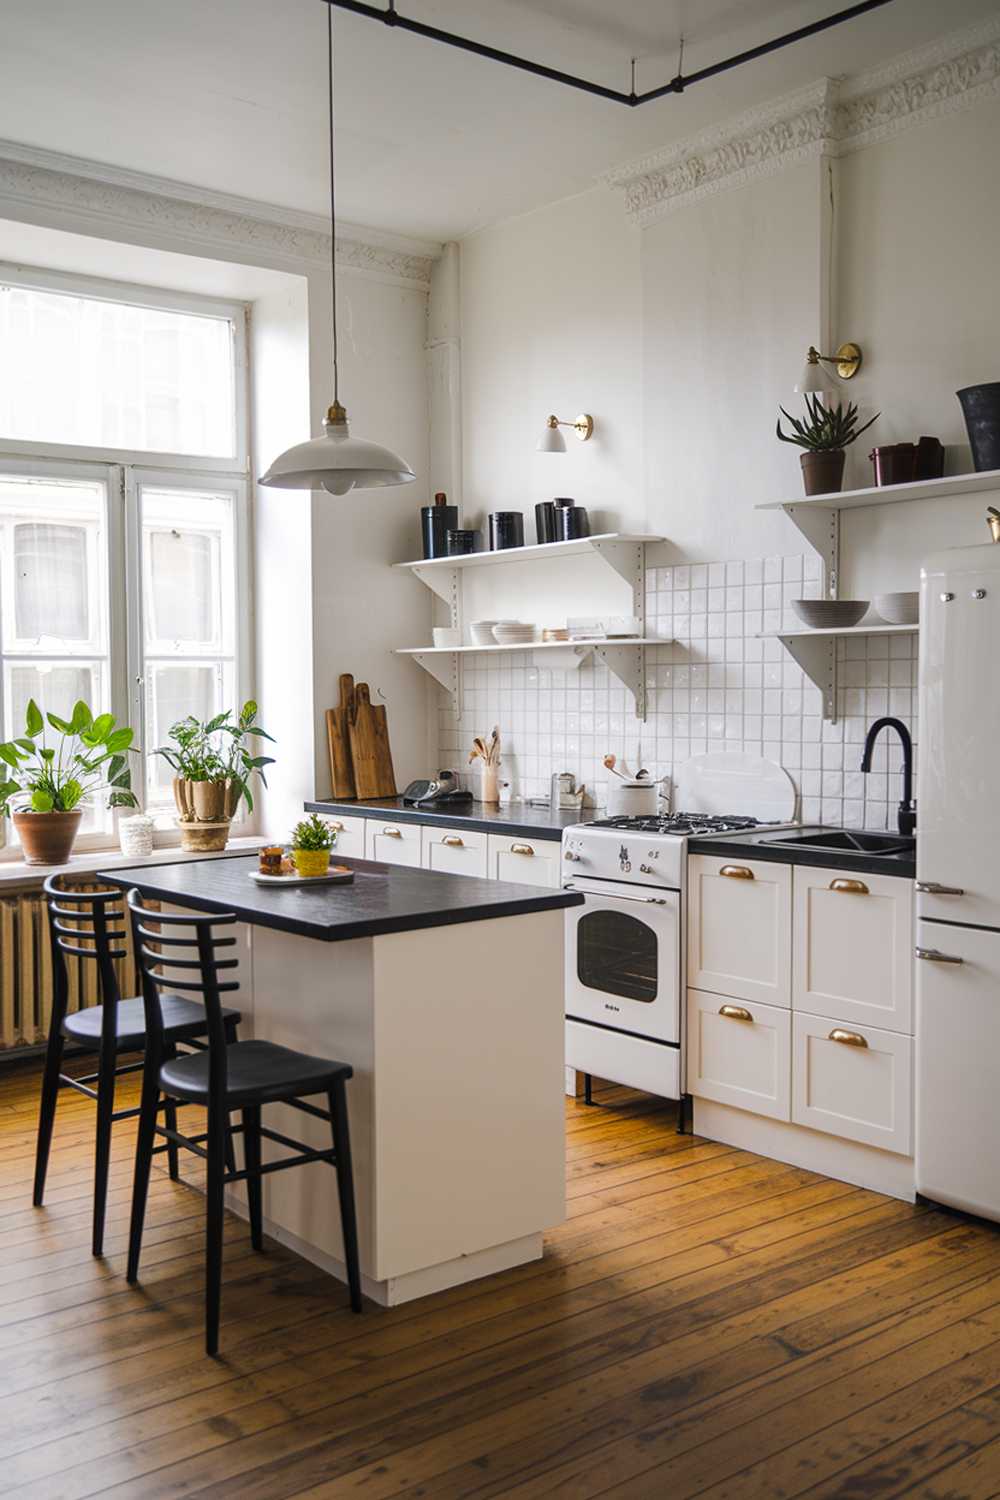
916, 542, 1000, 1223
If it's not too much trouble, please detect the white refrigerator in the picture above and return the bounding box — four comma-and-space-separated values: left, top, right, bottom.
916, 541, 1000, 1222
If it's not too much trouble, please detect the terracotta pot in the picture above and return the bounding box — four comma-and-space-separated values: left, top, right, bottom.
13, 809, 83, 866
800, 449, 846, 497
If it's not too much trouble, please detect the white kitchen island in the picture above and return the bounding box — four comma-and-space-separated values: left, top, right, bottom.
102, 853, 582, 1306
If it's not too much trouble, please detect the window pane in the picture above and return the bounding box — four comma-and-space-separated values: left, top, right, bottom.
0, 284, 237, 458
14, 523, 89, 640
0, 476, 106, 652
145, 662, 227, 809
141, 488, 233, 654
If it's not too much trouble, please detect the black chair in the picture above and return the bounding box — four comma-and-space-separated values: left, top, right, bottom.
34, 877, 241, 1257
125, 890, 362, 1355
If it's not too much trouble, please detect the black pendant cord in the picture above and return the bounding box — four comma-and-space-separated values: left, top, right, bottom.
326, 0, 896, 108
328, 1, 340, 408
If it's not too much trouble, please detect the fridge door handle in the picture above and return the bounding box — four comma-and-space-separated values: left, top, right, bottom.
915, 946, 965, 965
915, 881, 966, 896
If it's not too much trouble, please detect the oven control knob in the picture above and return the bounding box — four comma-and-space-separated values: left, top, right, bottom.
564, 849, 582, 861
640, 863, 655, 874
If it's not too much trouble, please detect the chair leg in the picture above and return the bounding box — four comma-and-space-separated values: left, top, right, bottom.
329, 1081, 362, 1314
163, 1044, 180, 1182
205, 1105, 227, 1357
92, 1042, 117, 1257
223, 1019, 239, 1174
242, 1105, 263, 1252
33, 1027, 65, 1208
127, 1055, 161, 1284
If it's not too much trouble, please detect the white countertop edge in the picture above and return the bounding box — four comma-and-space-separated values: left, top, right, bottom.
0, 836, 263, 891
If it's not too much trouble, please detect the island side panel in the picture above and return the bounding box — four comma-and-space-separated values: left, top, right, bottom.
371, 909, 566, 1284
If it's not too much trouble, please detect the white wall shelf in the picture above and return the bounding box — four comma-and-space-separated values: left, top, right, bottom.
758, 623, 918, 723
756, 469, 1000, 598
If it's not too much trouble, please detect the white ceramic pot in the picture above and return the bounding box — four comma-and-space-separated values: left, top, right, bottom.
605, 779, 659, 817
118, 814, 155, 857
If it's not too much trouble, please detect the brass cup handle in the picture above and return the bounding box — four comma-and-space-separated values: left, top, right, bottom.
915, 881, 965, 896
829, 878, 869, 895
719, 1004, 753, 1022
510, 843, 534, 856
916, 947, 964, 964
720, 865, 754, 881
828, 1028, 868, 1048
383, 827, 403, 838
442, 835, 465, 848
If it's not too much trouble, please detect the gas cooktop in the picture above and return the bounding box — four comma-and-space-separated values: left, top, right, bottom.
586, 813, 763, 836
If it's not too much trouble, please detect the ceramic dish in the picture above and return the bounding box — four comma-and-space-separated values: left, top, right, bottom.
874, 591, 919, 625
471, 619, 516, 646
792, 599, 869, 629
249, 867, 355, 886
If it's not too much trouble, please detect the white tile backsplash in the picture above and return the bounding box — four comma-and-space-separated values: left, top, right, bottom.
438, 553, 918, 830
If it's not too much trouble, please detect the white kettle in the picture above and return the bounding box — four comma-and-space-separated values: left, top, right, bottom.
605, 777, 663, 817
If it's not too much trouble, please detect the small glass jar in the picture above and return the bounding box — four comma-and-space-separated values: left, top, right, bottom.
258, 844, 285, 876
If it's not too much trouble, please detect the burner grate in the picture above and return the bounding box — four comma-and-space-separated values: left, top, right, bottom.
588, 813, 762, 835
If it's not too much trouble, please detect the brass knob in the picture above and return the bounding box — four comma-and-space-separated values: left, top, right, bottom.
383, 827, 403, 838
830, 877, 869, 895
719, 1004, 753, 1022
720, 865, 754, 880
442, 835, 464, 848
828, 1028, 868, 1048
328, 821, 344, 831
510, 843, 534, 856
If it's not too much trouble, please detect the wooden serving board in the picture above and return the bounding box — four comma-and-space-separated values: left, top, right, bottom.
326, 673, 357, 799
348, 682, 397, 799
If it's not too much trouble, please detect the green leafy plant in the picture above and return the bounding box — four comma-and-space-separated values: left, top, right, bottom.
0, 699, 138, 816
290, 813, 336, 852
153, 701, 275, 815
776, 393, 880, 452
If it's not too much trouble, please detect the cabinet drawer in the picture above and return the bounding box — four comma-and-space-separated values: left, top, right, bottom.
488, 833, 561, 888
792, 1011, 912, 1156
687, 855, 791, 1007
323, 814, 367, 861
792, 866, 913, 1033
424, 825, 489, 878
367, 819, 423, 868
687, 988, 791, 1121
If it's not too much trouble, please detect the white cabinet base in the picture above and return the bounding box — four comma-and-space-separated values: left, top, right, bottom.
566, 1019, 680, 1100
693, 1098, 915, 1202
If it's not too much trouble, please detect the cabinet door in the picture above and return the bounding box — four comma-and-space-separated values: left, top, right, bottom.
488, 833, 560, 888
687, 855, 791, 1007
792, 1011, 912, 1156
367, 820, 423, 868
324, 814, 367, 861
687, 988, 791, 1121
793, 866, 913, 1033
423, 826, 489, 878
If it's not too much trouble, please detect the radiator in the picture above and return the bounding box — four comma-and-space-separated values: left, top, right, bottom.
0, 885, 140, 1053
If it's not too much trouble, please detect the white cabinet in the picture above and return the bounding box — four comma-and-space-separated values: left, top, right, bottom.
423, 825, 489, 879
687, 855, 791, 1007
791, 1011, 912, 1156
792, 865, 913, 1033
687, 988, 791, 1122
488, 833, 561, 889
325, 814, 367, 862
367, 820, 423, 868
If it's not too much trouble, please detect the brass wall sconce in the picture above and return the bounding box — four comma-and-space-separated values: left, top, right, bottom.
797, 342, 863, 392
536, 413, 595, 452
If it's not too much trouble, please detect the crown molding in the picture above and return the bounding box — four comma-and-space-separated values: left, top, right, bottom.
0, 139, 439, 290
605, 16, 1000, 227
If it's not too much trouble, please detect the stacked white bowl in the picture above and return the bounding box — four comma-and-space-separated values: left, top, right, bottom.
492, 622, 536, 645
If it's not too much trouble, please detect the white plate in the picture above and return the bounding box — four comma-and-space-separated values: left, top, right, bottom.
249, 867, 355, 886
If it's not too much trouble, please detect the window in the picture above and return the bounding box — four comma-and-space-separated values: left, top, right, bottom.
0, 267, 249, 851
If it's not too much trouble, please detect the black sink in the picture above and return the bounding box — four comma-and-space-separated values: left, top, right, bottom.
762, 830, 915, 856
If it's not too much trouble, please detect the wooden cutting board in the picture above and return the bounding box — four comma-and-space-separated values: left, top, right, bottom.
348, 682, 397, 799
325, 673, 357, 799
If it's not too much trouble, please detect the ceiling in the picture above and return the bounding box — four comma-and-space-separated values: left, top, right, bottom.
0, 0, 995, 244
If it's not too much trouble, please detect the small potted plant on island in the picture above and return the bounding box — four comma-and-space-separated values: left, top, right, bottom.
777, 392, 880, 496
0, 699, 138, 865
154, 701, 275, 852
290, 813, 336, 877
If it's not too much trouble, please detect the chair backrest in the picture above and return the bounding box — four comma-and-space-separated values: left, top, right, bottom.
127, 890, 239, 1099
43, 876, 126, 1039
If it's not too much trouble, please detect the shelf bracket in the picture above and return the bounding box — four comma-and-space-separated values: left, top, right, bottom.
408, 650, 462, 716
776, 632, 838, 723
778, 504, 840, 599
594, 642, 648, 722
590, 541, 646, 611
408, 562, 461, 623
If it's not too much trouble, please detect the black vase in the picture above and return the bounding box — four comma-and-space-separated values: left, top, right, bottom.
957, 384, 1000, 472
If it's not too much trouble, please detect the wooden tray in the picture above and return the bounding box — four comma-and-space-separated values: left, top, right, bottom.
248, 866, 355, 887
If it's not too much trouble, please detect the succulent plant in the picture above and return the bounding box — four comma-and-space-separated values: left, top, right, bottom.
776, 393, 880, 452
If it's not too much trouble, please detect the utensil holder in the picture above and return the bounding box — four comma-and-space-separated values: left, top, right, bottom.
479, 763, 499, 805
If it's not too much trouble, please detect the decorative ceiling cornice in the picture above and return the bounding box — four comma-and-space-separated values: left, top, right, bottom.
604, 16, 1000, 227
0, 140, 439, 291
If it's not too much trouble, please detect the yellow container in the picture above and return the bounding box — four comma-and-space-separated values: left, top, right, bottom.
292, 847, 331, 878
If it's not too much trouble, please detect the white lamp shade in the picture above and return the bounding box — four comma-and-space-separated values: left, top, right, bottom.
260, 415, 415, 493
536, 423, 567, 453
794, 358, 838, 404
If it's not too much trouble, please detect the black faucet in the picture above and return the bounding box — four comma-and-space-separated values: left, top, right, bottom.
860, 717, 915, 835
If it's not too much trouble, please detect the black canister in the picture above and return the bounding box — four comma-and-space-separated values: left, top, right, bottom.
488, 511, 524, 550
420, 492, 459, 559
558, 504, 590, 541
534, 501, 556, 544
957, 384, 1000, 472
446, 528, 478, 555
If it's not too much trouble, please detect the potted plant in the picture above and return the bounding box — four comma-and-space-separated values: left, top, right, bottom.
153, 701, 275, 852
776, 393, 880, 496
290, 813, 336, 877
0, 699, 138, 865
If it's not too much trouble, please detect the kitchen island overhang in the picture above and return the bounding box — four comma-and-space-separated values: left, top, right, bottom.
100, 854, 583, 1307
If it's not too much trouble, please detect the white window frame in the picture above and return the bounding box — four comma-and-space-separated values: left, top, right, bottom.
0, 265, 252, 856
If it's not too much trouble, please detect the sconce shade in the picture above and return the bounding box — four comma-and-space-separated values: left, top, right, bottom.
795, 351, 838, 405
537, 422, 567, 453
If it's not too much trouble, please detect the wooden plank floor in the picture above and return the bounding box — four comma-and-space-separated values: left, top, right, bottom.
2, 1061, 1000, 1499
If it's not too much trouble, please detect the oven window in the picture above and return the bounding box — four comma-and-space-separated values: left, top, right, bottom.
577, 910, 658, 1003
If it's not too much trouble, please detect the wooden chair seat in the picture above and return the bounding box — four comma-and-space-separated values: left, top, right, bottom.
63, 994, 241, 1051
160, 1038, 351, 1107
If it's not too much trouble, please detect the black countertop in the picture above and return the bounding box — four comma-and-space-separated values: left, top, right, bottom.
687, 826, 916, 879
305, 797, 593, 842
99, 854, 583, 943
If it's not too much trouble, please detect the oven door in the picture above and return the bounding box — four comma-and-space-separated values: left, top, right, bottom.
564, 878, 680, 1043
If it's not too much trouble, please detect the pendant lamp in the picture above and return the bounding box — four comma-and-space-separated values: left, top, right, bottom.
260, 4, 415, 495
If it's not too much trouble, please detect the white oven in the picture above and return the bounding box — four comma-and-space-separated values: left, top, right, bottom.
563, 876, 681, 1045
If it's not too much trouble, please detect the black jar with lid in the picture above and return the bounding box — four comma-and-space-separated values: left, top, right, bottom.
488, 511, 524, 550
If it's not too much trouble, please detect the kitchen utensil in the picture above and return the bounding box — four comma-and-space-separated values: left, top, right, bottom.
874, 591, 919, 625
348, 683, 397, 799
446, 528, 478, 555
401, 771, 473, 806
535, 501, 556, 544
420, 492, 458, 559
249, 866, 355, 886
792, 599, 869, 629
550, 771, 579, 809
432, 626, 461, 648
606, 778, 660, 817
325, 672, 357, 799
488, 511, 525, 550
603, 754, 628, 781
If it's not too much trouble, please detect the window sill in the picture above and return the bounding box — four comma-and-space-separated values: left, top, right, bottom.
0, 836, 262, 891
